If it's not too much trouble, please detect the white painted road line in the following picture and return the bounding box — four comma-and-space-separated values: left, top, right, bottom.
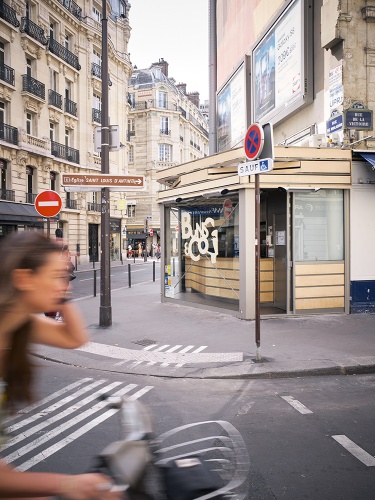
5, 378, 93, 422
5, 383, 153, 469
332, 435, 375, 466
281, 396, 313, 414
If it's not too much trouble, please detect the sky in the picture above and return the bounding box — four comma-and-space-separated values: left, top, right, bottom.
128, 0, 209, 102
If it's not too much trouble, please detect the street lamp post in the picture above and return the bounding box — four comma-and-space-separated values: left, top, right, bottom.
99, 0, 112, 327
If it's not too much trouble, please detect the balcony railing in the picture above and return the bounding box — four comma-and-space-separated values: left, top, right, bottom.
51, 140, 80, 164
65, 198, 77, 209
0, 0, 20, 27
91, 62, 101, 78
26, 192, 37, 204
91, 63, 112, 85
56, 0, 82, 20
0, 63, 15, 86
20, 17, 48, 45
160, 129, 171, 135
87, 202, 101, 212
178, 106, 187, 118
92, 108, 101, 123
48, 89, 62, 109
0, 188, 15, 201
0, 123, 18, 145
130, 100, 177, 111
65, 97, 77, 117
48, 38, 81, 70
22, 74, 45, 100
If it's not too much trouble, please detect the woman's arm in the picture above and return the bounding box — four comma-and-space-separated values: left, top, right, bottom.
0, 460, 119, 499
30, 302, 89, 349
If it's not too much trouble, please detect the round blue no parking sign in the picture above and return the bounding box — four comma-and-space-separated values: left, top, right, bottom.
244, 123, 264, 160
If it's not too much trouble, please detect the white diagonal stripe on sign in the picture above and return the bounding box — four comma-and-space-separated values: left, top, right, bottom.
5, 379, 92, 422
3, 384, 142, 464
6, 379, 107, 434
16, 385, 154, 471
3, 381, 128, 450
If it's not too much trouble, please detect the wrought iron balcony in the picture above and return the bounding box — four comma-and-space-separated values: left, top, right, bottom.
56, 0, 82, 20
160, 129, 171, 135
22, 74, 45, 100
0, 188, 15, 201
20, 17, 48, 45
51, 140, 80, 164
87, 202, 101, 212
65, 198, 77, 209
92, 108, 101, 123
92, 62, 101, 78
0, 62, 14, 86
25, 192, 37, 204
48, 38, 81, 70
91, 63, 112, 86
0, 123, 18, 145
48, 89, 62, 109
65, 97, 77, 117
0, 0, 20, 27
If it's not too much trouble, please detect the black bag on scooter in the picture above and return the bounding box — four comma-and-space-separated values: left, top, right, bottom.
163, 456, 225, 500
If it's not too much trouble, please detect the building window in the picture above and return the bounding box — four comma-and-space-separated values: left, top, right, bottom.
50, 69, 58, 91
128, 145, 134, 163
294, 190, 344, 261
93, 49, 101, 66
93, 93, 101, 110
26, 57, 32, 77
0, 42, 5, 66
49, 22, 56, 40
50, 122, 55, 141
159, 144, 172, 162
26, 113, 33, 135
119, 0, 127, 18
50, 171, 56, 191
127, 204, 136, 217
0, 101, 5, 124
64, 34, 70, 51
157, 91, 167, 109
26, 165, 34, 194
65, 128, 70, 147
160, 117, 169, 134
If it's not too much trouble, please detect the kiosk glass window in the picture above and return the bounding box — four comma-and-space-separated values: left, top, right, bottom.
164, 193, 240, 310
294, 189, 344, 261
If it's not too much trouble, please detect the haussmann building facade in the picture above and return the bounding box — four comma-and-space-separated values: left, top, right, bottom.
156, 0, 375, 319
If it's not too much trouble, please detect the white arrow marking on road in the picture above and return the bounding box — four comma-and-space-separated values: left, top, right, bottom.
332, 435, 375, 466
281, 396, 313, 414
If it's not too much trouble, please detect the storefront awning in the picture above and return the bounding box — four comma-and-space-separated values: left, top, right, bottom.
359, 152, 375, 168
127, 233, 147, 240
0, 201, 44, 224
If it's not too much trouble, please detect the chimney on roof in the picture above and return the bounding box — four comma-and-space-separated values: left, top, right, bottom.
151, 58, 169, 77
188, 91, 200, 108
176, 83, 187, 95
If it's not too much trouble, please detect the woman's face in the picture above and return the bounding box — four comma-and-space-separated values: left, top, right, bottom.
14, 252, 69, 313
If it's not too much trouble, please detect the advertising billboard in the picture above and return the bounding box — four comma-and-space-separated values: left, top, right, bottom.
252, 0, 312, 125
217, 58, 250, 153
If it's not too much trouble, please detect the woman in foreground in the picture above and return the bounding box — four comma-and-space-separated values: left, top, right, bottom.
0, 231, 119, 499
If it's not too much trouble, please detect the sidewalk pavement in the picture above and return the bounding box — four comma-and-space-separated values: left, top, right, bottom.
36, 259, 375, 380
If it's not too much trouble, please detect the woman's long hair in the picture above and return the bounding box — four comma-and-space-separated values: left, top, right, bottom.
0, 231, 62, 408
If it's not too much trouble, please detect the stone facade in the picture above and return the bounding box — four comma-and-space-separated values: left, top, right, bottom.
0, 0, 132, 262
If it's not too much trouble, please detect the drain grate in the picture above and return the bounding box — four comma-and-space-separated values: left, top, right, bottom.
131, 338, 158, 347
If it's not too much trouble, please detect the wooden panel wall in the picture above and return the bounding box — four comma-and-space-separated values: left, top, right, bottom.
295, 262, 345, 311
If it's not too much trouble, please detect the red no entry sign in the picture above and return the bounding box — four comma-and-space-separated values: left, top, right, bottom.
35, 190, 62, 217
244, 123, 264, 160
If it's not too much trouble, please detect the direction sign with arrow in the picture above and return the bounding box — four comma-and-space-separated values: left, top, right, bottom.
61, 174, 145, 191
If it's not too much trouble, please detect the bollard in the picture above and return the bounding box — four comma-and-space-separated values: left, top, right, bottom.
75, 254, 78, 271
92, 259, 95, 269
172, 258, 175, 277
133, 253, 135, 264
153, 260, 155, 282
93, 269, 97, 297
128, 263, 131, 288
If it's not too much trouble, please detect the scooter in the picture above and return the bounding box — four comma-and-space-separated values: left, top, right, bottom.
89, 395, 250, 499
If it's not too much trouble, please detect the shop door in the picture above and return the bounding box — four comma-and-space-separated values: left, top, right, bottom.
273, 213, 287, 311
88, 224, 99, 262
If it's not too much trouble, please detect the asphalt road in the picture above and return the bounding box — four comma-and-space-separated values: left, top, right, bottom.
72, 261, 160, 300
3, 360, 375, 499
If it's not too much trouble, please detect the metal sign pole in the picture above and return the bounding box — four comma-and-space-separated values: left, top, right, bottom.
255, 173, 261, 360
99, 0, 112, 327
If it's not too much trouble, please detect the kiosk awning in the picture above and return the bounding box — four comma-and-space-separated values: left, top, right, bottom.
359, 152, 375, 168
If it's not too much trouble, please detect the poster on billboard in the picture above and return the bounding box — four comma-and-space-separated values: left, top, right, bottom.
217, 59, 249, 153
252, 0, 312, 125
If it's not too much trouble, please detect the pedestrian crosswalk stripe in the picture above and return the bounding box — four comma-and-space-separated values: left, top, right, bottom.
5, 378, 93, 422
3, 379, 153, 470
